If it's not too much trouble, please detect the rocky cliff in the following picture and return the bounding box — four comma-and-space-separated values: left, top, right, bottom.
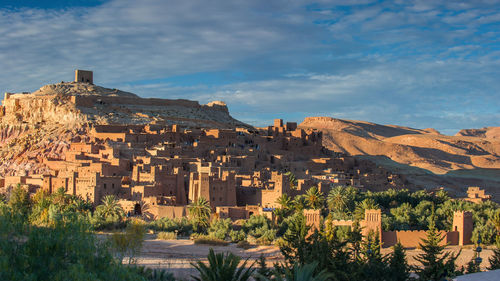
0, 82, 248, 176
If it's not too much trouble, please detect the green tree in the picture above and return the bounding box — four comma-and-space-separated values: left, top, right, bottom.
488, 236, 500, 270
353, 198, 379, 221
208, 218, 232, 240
284, 171, 298, 189
327, 186, 357, 215
414, 207, 460, 280
280, 213, 310, 265
276, 194, 293, 210
358, 231, 386, 281
384, 242, 410, 281
292, 195, 309, 212
390, 202, 413, 230
188, 197, 212, 232
96, 195, 124, 219
8, 184, 30, 217
305, 186, 324, 210
192, 248, 255, 281
110, 220, 147, 264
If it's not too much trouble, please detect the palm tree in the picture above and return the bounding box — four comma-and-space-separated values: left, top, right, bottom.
292, 195, 308, 211
327, 185, 357, 215
192, 248, 255, 281
304, 186, 324, 210
284, 171, 298, 189
96, 195, 124, 220
275, 194, 292, 210
52, 187, 69, 206
353, 198, 379, 220
188, 197, 212, 231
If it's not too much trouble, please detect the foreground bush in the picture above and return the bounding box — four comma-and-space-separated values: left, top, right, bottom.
157, 231, 177, 240
192, 234, 230, 246
0, 209, 152, 281
149, 217, 193, 236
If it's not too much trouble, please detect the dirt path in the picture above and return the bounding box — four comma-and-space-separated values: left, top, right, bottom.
135, 238, 496, 279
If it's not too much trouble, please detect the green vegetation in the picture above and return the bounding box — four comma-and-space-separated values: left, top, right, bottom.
191, 248, 254, 281
157, 231, 177, 240
188, 197, 212, 232
1, 185, 499, 280
413, 208, 460, 280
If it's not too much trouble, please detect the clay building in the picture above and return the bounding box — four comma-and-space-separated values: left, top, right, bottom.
464, 186, 491, 203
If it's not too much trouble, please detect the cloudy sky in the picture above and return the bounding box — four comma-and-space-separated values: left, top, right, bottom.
1, 0, 499, 134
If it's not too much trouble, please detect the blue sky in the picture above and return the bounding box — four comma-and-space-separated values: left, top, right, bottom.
1, 0, 499, 134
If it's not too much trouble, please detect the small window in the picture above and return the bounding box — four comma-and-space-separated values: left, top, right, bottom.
104, 184, 107, 189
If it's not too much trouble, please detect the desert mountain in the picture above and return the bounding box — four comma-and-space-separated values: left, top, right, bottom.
300, 117, 500, 198
0, 82, 248, 176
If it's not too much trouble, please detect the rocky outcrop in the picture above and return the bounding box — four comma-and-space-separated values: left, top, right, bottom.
0, 82, 249, 176
456, 127, 500, 140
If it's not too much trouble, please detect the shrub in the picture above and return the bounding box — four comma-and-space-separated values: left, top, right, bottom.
149, 217, 193, 236
242, 215, 275, 243
193, 234, 230, 246
157, 231, 177, 240
229, 230, 246, 243
237, 240, 252, 249
208, 218, 232, 240
109, 221, 147, 264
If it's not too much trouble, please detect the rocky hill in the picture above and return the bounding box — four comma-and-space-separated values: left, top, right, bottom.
300, 117, 500, 198
456, 127, 500, 140
0, 82, 248, 176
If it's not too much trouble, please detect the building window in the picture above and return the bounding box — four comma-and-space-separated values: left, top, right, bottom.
104, 184, 107, 189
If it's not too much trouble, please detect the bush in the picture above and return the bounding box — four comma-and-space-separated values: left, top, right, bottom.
208, 218, 232, 240
157, 231, 177, 240
193, 234, 230, 246
242, 215, 275, 244
149, 217, 193, 236
0, 210, 147, 281
229, 229, 246, 243
109, 221, 147, 264
237, 240, 252, 249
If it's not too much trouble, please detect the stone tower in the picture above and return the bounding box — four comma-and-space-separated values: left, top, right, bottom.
75, 70, 93, 84
362, 209, 382, 241
452, 211, 473, 246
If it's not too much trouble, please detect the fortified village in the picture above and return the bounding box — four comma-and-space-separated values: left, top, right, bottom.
0, 70, 492, 247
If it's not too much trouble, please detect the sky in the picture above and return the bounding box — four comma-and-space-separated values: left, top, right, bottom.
1, 0, 499, 135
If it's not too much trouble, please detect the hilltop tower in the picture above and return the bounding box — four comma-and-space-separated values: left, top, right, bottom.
452, 211, 473, 246
75, 70, 93, 84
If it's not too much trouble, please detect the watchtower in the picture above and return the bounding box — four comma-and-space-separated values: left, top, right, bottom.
75, 70, 93, 84
362, 209, 382, 241
452, 211, 473, 245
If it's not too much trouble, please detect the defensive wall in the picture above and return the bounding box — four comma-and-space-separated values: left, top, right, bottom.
306, 209, 473, 248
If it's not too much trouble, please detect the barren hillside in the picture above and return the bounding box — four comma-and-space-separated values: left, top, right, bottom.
300, 117, 500, 198
0, 82, 248, 176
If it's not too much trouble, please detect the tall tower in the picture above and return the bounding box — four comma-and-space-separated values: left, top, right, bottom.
362, 209, 382, 242
75, 70, 93, 84
452, 211, 473, 246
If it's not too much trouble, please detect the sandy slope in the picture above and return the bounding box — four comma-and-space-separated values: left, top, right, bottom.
300, 117, 500, 198
300, 117, 500, 175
